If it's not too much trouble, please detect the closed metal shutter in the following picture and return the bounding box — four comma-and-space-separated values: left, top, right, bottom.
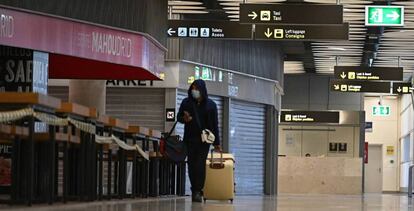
106, 88, 165, 131
230, 100, 266, 195
175, 91, 187, 138
176, 90, 224, 194
48, 86, 69, 101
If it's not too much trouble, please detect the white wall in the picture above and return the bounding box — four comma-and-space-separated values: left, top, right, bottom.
279, 125, 359, 158
365, 96, 399, 192
400, 94, 414, 191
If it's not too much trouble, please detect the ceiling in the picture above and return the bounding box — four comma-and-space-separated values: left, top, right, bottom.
168, 0, 414, 79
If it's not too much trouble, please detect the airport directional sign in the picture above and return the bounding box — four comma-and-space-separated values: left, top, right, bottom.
331, 80, 391, 94
167, 20, 252, 40
281, 110, 340, 123
331, 80, 413, 94
366, 6, 404, 26
334, 66, 403, 81
255, 23, 349, 41
240, 4, 343, 24
392, 82, 412, 94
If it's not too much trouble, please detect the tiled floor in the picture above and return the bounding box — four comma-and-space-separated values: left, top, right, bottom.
1, 194, 414, 211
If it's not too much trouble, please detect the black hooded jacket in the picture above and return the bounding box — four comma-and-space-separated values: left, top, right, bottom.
177, 79, 220, 146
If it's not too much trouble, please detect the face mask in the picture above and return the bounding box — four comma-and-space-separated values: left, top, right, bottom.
192, 90, 201, 99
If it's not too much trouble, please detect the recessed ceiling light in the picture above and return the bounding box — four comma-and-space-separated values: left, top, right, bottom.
220, 3, 239, 6
169, 1, 204, 6
227, 15, 240, 18
171, 10, 209, 14
328, 47, 347, 51
225, 11, 239, 14
222, 7, 240, 10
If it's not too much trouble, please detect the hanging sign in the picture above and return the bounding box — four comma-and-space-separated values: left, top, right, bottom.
167, 20, 252, 40
331, 80, 391, 93
240, 4, 343, 24
334, 66, 403, 81
255, 23, 349, 41
281, 111, 340, 123
366, 6, 404, 26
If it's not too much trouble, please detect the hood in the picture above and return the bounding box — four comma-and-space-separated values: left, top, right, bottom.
188, 79, 208, 102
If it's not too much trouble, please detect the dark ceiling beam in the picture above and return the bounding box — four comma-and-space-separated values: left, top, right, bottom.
360, 0, 388, 67
183, 0, 228, 20
302, 42, 316, 73
284, 42, 315, 73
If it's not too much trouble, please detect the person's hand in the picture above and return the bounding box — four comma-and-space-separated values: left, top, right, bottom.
213, 145, 222, 152
183, 111, 192, 123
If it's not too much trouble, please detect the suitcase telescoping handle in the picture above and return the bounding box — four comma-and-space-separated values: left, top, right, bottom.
210, 149, 225, 169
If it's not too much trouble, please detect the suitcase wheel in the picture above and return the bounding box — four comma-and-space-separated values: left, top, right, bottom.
230, 199, 233, 203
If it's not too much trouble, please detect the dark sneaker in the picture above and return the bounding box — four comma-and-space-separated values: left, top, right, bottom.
192, 192, 202, 202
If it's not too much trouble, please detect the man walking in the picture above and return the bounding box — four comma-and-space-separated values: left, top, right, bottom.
177, 79, 221, 202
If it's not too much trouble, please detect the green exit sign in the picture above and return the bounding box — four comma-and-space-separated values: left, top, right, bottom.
373, 106, 391, 116
366, 6, 404, 26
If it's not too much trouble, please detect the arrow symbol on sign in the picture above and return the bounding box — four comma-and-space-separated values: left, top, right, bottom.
340, 72, 347, 79
167, 28, 176, 36
334, 84, 340, 90
248, 11, 258, 20
264, 28, 273, 38
397, 87, 402, 93
386, 11, 400, 21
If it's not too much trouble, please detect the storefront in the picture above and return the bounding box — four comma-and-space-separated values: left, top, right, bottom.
0, 4, 167, 126
0, 6, 165, 81
0, 6, 166, 201
175, 61, 281, 195
49, 59, 282, 195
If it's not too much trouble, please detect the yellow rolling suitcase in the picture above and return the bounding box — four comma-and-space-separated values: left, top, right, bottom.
204, 150, 235, 203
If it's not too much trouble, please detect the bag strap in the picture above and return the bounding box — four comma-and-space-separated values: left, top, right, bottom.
191, 101, 203, 131
165, 121, 178, 139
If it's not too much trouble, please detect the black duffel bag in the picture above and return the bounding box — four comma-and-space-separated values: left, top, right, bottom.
160, 121, 187, 162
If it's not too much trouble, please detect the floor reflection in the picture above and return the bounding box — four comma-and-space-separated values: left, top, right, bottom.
1, 194, 414, 211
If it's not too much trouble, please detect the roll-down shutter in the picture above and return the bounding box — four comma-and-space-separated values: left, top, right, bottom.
175, 91, 187, 139
230, 100, 266, 195
106, 88, 165, 131
48, 86, 69, 101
